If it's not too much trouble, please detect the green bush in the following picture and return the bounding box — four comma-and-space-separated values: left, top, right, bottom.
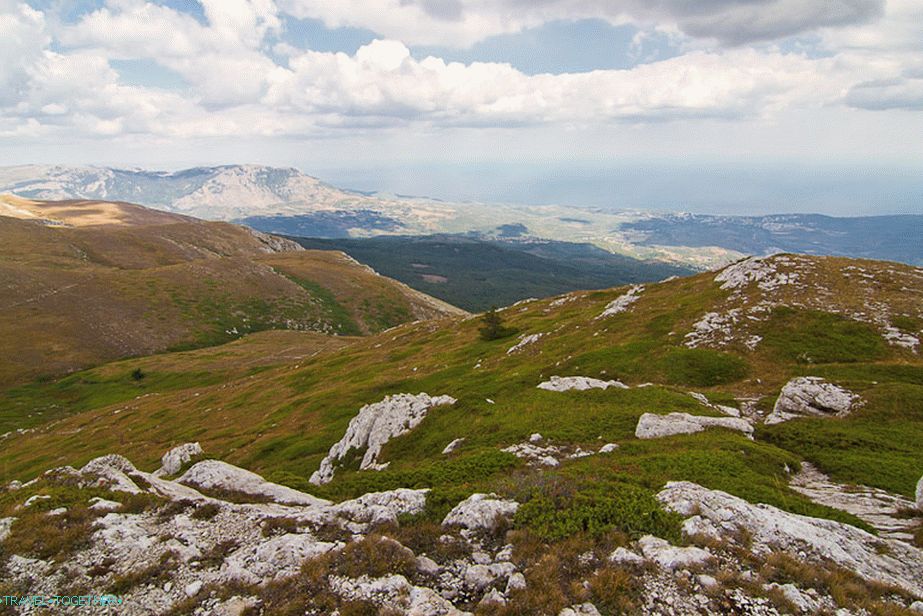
514, 483, 683, 542
658, 348, 749, 386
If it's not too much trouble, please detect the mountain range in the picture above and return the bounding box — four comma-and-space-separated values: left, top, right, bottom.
3, 164, 922, 269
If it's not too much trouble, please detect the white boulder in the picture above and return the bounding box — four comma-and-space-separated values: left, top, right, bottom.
88, 497, 122, 512
223, 534, 338, 583
658, 481, 923, 597
310, 393, 456, 485
442, 438, 465, 454
537, 376, 628, 392
328, 488, 428, 530
599, 443, 619, 454
635, 412, 753, 439
558, 604, 602, 616
178, 460, 329, 507
0, 517, 14, 542
917, 475, 923, 511
80, 454, 142, 493
767, 377, 861, 424
158, 442, 203, 476
637, 535, 712, 571
442, 494, 519, 531
608, 547, 645, 567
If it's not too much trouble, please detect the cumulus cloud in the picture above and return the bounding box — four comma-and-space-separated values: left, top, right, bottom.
265, 40, 835, 126
280, 0, 884, 47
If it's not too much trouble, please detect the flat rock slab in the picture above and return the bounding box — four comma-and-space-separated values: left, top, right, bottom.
635, 412, 753, 439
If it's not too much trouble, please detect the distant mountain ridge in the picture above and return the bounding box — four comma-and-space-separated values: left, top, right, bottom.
2, 164, 922, 268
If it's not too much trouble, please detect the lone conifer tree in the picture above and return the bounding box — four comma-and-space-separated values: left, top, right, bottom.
479, 307, 511, 341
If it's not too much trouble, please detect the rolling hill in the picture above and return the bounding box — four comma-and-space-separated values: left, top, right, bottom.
0, 194, 462, 387
1, 252, 921, 614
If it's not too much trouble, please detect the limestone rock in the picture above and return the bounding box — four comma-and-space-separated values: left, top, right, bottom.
442, 494, 519, 531
658, 481, 923, 597
328, 488, 428, 530
507, 333, 544, 354
159, 442, 203, 476
765, 582, 818, 613
310, 393, 456, 485
88, 497, 122, 512
637, 535, 712, 571
178, 460, 329, 507
80, 455, 142, 493
608, 547, 645, 567
598, 443, 619, 454
223, 534, 338, 583
558, 603, 602, 616
537, 376, 628, 392
502, 442, 560, 467
442, 438, 465, 454
915, 475, 922, 511
464, 562, 516, 590
767, 377, 860, 424
597, 285, 644, 319
0, 517, 14, 542
506, 572, 526, 593
635, 412, 753, 439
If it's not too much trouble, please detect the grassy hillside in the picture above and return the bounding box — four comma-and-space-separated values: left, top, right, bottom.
0, 195, 462, 387
2, 254, 920, 548
292, 234, 691, 312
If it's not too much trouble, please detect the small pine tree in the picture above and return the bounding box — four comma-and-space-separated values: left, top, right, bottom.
479, 308, 512, 341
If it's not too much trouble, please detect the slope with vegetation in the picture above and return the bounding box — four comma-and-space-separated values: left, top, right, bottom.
0, 195, 462, 387
1, 253, 922, 614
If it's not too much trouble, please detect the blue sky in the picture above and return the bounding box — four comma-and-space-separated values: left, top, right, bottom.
1, 0, 922, 213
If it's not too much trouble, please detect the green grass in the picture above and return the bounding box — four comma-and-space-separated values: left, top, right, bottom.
759, 382, 923, 497
279, 273, 362, 336
759, 308, 889, 364
0, 369, 223, 433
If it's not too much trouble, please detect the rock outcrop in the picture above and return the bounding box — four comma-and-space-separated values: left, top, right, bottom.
917, 475, 923, 511
658, 481, 923, 598
157, 442, 203, 476
537, 376, 628, 392
442, 494, 519, 532
635, 412, 753, 439
178, 460, 330, 507
596, 285, 644, 319
637, 535, 713, 571
310, 393, 456, 485
767, 377, 861, 424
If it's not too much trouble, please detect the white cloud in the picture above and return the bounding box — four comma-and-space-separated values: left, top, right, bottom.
279, 0, 884, 48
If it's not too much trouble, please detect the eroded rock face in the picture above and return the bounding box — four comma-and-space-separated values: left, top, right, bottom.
442, 494, 519, 532
178, 460, 330, 507
158, 442, 203, 476
634, 412, 753, 439
658, 481, 923, 598
537, 376, 628, 392
310, 393, 456, 485
767, 377, 861, 425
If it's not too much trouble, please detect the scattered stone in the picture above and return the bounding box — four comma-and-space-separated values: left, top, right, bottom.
464, 563, 516, 590
23, 494, 51, 507
80, 455, 142, 493
658, 481, 923, 597
597, 286, 644, 319
185, 580, 203, 597
47, 507, 67, 516
310, 393, 456, 485
502, 442, 560, 467
767, 377, 861, 424
765, 582, 819, 613
442, 494, 519, 531
558, 603, 602, 616
634, 412, 753, 439
910, 600, 923, 614
0, 517, 15, 542
479, 588, 506, 606
529, 433, 543, 443
537, 376, 628, 392
608, 547, 645, 567
598, 443, 619, 454
179, 460, 329, 506
697, 574, 718, 589
158, 442, 203, 476
89, 497, 122, 512
506, 572, 526, 593
638, 536, 712, 571
442, 438, 465, 455
416, 555, 441, 576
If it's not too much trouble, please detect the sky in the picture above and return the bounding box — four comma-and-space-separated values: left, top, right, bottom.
1, 0, 922, 214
